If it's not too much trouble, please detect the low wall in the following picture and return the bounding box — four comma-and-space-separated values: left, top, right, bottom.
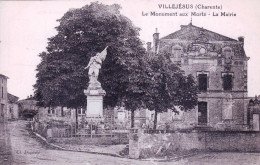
129, 129, 260, 159
32, 121, 73, 139
206, 131, 260, 152
50, 136, 128, 145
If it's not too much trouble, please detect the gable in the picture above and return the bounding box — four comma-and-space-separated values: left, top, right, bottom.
161, 23, 237, 42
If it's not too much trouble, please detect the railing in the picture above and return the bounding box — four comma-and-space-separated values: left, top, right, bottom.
144, 129, 166, 134
143, 129, 177, 134
32, 121, 129, 144
49, 128, 129, 144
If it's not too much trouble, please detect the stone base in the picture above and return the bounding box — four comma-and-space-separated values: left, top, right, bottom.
84, 81, 106, 119
86, 94, 104, 117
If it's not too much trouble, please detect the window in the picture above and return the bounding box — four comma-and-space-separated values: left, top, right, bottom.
1, 104, 4, 118
198, 102, 207, 125
198, 74, 208, 91
222, 74, 233, 91
1, 86, 3, 98
199, 47, 206, 54
171, 46, 182, 62
78, 108, 85, 115
48, 108, 55, 114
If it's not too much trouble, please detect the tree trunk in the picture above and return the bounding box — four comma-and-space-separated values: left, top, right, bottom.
75, 108, 78, 130
131, 109, 135, 128
153, 110, 158, 130
61, 106, 64, 117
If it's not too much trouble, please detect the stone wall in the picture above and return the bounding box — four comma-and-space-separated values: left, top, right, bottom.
206, 131, 260, 152
0, 75, 8, 122
129, 129, 260, 159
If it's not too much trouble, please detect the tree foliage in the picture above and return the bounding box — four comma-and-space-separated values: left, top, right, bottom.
34, 2, 146, 114
34, 2, 198, 129
143, 53, 198, 129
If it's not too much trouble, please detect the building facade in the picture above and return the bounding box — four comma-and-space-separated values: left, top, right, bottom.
7, 93, 19, 120
0, 74, 8, 122
18, 96, 39, 119
148, 23, 250, 130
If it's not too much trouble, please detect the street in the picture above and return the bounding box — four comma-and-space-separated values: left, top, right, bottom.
0, 120, 259, 165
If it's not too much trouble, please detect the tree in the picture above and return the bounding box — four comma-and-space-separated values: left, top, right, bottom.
34, 2, 146, 127
143, 53, 198, 129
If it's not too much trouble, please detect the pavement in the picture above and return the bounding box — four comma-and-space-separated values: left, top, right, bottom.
0, 122, 13, 165
0, 120, 260, 165
45, 137, 126, 157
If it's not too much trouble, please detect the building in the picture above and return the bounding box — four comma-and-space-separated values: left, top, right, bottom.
7, 93, 19, 120
147, 23, 250, 130
37, 106, 76, 122
18, 96, 39, 119
0, 74, 8, 122
247, 96, 260, 131
21, 96, 80, 125
104, 107, 157, 129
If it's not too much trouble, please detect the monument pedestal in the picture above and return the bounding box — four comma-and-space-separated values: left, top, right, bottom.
84, 81, 106, 124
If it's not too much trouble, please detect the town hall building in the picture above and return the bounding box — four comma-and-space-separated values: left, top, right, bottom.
147, 22, 251, 131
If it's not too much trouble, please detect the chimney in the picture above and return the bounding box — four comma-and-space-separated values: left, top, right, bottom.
238, 36, 244, 46
153, 28, 160, 53
146, 42, 152, 51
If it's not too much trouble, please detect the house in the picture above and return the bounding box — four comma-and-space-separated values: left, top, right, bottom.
18, 95, 39, 119
7, 93, 19, 120
146, 23, 250, 130
37, 106, 77, 122
0, 74, 8, 122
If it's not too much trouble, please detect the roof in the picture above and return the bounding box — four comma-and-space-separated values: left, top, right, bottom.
8, 93, 19, 103
19, 97, 36, 102
161, 23, 237, 42
0, 74, 9, 79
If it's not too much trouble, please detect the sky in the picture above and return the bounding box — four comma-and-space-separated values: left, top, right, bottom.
0, 0, 260, 99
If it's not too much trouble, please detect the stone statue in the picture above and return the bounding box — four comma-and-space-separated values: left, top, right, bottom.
85, 46, 108, 84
